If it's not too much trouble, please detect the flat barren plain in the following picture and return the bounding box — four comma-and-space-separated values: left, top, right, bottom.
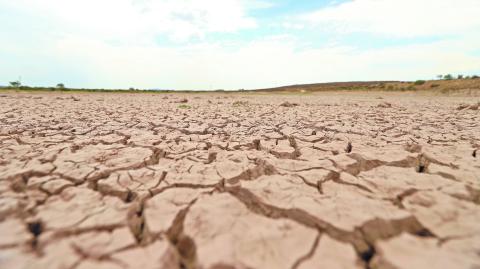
1, 91, 479, 269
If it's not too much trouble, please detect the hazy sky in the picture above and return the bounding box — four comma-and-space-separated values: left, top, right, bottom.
1, 0, 480, 90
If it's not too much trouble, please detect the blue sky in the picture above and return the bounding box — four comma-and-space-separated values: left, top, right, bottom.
1, 0, 479, 90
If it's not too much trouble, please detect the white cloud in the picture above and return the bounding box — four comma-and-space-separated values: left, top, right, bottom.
282, 22, 305, 30
300, 0, 480, 37
2, 0, 260, 42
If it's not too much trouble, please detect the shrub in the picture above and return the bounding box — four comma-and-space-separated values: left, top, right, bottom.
178, 104, 191, 109
430, 84, 440, 88
414, 80, 426, 85
457, 75, 464, 79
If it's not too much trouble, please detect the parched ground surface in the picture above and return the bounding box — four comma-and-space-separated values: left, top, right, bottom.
0, 92, 479, 269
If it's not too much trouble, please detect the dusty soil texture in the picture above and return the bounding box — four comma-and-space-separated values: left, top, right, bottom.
1, 92, 479, 269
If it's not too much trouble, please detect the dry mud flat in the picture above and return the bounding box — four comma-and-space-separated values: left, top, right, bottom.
0, 92, 479, 269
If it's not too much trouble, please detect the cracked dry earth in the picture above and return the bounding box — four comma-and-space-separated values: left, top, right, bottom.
1, 92, 479, 269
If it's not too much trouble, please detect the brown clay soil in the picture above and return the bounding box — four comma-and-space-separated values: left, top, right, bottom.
0, 91, 479, 269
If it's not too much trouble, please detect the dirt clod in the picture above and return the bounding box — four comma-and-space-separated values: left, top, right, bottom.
345, 142, 353, 153
280, 101, 299, 107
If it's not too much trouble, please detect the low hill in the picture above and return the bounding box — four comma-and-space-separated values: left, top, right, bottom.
254, 78, 480, 94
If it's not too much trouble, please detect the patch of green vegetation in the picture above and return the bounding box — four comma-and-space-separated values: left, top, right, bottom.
232, 100, 249, 106
414, 80, 426, 85
178, 104, 191, 109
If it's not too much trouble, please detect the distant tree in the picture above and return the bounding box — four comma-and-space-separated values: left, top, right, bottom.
457, 75, 464, 79
436, 75, 443, 80
56, 83, 65, 89
472, 75, 480, 79
443, 74, 454, 80
9, 81, 21, 88
129, 87, 135, 91
465, 76, 471, 79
